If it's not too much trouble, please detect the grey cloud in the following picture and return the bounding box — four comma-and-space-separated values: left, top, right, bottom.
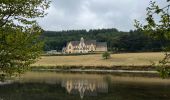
38, 0, 166, 32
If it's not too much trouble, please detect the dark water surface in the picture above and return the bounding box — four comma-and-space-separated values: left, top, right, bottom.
0, 71, 170, 100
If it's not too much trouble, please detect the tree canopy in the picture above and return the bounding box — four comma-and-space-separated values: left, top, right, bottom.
42, 28, 168, 52
0, 0, 50, 80
0, 0, 50, 28
135, 0, 170, 78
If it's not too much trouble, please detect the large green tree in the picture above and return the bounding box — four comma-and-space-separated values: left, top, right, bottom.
135, 0, 170, 78
0, 0, 50, 80
0, 0, 50, 28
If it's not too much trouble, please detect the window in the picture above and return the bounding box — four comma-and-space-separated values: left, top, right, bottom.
69, 46, 71, 49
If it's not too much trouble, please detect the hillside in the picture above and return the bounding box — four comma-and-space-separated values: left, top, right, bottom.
42, 28, 167, 52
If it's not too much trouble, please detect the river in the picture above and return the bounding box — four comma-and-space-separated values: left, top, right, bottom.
0, 71, 170, 100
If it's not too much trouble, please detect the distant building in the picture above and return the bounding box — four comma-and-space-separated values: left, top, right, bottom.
46, 50, 61, 55
62, 37, 107, 53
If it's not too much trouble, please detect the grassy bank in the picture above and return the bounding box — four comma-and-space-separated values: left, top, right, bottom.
33, 52, 164, 66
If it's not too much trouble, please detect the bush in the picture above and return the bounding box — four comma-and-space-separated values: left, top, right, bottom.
102, 52, 111, 59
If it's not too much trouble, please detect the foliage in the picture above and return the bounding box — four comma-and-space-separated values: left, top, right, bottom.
42, 29, 169, 52
0, 0, 50, 28
42, 28, 125, 51
135, 0, 170, 78
0, 26, 43, 78
115, 30, 165, 52
0, 0, 50, 79
102, 52, 111, 59
156, 52, 170, 78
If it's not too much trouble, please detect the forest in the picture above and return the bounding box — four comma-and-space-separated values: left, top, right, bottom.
42, 28, 169, 52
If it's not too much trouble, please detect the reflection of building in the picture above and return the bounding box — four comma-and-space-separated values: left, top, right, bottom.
61, 79, 108, 99
62, 37, 107, 54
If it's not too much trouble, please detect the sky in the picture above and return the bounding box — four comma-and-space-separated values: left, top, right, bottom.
37, 0, 166, 32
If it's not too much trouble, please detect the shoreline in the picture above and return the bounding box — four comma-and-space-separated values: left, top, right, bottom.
31, 65, 159, 70
30, 65, 165, 74
31, 68, 158, 74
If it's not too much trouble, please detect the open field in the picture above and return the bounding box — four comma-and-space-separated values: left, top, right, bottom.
32, 52, 165, 67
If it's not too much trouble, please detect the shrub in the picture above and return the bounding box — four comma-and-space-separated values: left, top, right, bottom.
102, 52, 111, 59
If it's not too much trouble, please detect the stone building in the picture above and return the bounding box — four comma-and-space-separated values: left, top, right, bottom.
62, 37, 107, 53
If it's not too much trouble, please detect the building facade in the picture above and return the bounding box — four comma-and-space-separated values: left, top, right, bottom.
62, 37, 107, 53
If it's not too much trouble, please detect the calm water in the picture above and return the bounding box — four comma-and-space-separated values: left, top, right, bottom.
0, 71, 170, 100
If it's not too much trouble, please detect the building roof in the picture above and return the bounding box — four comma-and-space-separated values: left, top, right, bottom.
96, 42, 107, 48
69, 40, 97, 46
70, 41, 79, 46
66, 37, 107, 48
85, 40, 96, 45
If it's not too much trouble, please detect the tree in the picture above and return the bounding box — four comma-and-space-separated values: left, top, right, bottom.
102, 52, 111, 59
0, 0, 50, 28
135, 0, 170, 78
0, 0, 50, 80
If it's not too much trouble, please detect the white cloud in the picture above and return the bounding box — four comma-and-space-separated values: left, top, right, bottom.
37, 0, 166, 32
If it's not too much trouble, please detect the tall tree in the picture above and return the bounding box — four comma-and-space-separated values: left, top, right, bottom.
0, 0, 50, 28
0, 0, 50, 80
135, 0, 170, 78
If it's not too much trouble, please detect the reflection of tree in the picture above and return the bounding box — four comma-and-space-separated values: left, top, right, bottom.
62, 79, 108, 99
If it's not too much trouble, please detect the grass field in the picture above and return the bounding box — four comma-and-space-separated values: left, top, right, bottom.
32, 52, 165, 67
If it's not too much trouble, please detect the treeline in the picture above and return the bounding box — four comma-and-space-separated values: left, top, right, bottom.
42, 28, 168, 52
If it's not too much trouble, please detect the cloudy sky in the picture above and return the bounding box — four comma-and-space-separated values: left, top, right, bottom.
37, 0, 165, 32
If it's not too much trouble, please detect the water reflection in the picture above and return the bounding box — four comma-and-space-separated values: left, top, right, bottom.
0, 80, 13, 86
62, 79, 108, 99
0, 72, 170, 100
